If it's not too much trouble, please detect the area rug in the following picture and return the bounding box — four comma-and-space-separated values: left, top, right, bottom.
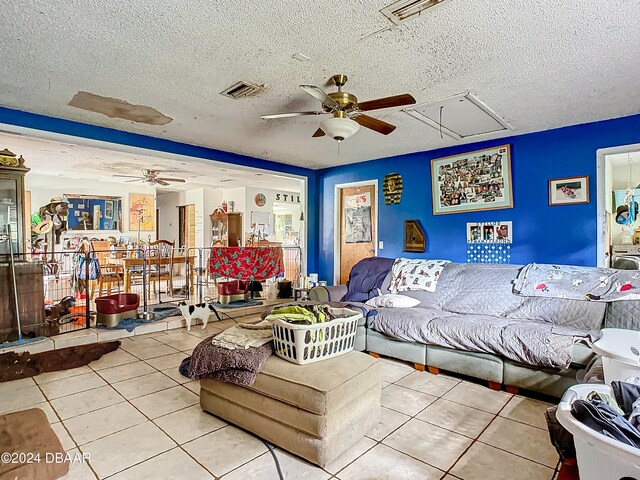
95, 305, 182, 332
213, 298, 263, 309
0, 341, 120, 382
0, 408, 69, 480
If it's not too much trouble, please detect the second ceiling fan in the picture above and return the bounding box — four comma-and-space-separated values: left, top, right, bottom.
260, 74, 416, 142
113, 169, 186, 186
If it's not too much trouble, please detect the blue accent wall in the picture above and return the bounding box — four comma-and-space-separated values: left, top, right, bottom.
318, 114, 640, 283
0, 107, 319, 272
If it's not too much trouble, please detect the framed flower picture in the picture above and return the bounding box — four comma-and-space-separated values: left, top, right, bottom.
548, 176, 589, 205
431, 145, 513, 215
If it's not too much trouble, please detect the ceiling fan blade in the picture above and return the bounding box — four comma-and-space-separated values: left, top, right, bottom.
125, 179, 142, 183
113, 175, 144, 179
353, 114, 397, 135
357, 94, 416, 112
260, 111, 325, 120
312, 128, 326, 138
156, 177, 186, 183
300, 85, 339, 109
156, 180, 170, 186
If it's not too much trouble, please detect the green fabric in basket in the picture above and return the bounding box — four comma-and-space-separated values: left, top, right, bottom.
266, 305, 327, 325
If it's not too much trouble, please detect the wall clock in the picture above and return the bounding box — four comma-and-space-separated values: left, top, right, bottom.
255, 193, 266, 207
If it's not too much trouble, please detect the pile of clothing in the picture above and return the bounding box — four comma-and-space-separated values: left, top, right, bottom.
180, 304, 337, 386
572, 380, 640, 448
264, 304, 336, 324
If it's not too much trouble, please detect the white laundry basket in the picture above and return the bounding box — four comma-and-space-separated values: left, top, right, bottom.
271, 307, 361, 365
592, 329, 640, 385
557, 384, 640, 480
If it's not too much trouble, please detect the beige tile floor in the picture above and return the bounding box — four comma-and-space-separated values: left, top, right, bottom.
0, 315, 560, 480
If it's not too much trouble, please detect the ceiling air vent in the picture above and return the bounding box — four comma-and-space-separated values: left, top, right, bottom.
220, 81, 264, 100
381, 0, 450, 25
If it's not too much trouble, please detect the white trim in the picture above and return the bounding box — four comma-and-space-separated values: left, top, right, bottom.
596, 143, 640, 267
0, 122, 309, 276
333, 179, 379, 285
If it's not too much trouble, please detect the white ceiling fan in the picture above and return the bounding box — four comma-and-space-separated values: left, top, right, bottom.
113, 169, 186, 186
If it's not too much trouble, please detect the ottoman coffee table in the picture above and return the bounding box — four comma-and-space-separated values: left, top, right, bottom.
199, 350, 381, 467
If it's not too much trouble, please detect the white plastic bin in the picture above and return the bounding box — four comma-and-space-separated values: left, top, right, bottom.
271, 307, 361, 365
557, 384, 640, 480
592, 328, 640, 385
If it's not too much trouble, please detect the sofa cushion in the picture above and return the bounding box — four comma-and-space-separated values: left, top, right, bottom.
372, 305, 583, 368
434, 263, 605, 329
395, 289, 439, 308
236, 351, 380, 415
572, 342, 594, 366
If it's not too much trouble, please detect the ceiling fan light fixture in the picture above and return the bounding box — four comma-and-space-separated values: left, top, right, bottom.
319, 117, 360, 142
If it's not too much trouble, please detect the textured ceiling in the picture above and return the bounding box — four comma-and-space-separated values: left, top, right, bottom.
0, 132, 302, 191
1, 0, 639, 169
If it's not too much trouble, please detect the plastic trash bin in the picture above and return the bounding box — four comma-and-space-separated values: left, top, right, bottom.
557, 384, 640, 480
592, 328, 640, 385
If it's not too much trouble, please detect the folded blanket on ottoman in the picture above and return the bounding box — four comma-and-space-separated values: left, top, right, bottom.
180, 336, 273, 386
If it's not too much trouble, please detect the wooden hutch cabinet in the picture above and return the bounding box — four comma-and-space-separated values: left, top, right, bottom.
210, 208, 243, 247
0, 149, 29, 255
0, 150, 45, 342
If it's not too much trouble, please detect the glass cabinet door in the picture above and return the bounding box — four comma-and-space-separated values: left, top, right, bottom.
0, 178, 21, 254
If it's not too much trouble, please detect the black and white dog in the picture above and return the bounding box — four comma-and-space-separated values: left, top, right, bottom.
178, 302, 222, 330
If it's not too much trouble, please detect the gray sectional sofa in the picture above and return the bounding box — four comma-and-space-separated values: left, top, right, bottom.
308, 261, 639, 398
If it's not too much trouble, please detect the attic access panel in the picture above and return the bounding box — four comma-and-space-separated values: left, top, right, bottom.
381, 0, 451, 25
403, 93, 510, 140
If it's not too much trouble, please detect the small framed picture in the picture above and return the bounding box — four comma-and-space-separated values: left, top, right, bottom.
467, 224, 482, 242
548, 176, 589, 205
104, 201, 113, 219
467, 221, 512, 244
482, 225, 495, 242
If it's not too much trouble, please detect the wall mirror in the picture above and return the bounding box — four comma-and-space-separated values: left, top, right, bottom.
65, 194, 123, 231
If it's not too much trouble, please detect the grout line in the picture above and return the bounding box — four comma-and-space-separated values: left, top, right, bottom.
377, 367, 555, 477
322, 439, 378, 477
48, 385, 125, 422
61, 401, 146, 447
34, 382, 101, 479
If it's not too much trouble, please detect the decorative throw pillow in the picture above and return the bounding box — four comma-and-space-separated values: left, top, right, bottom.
365, 294, 421, 308
389, 258, 450, 293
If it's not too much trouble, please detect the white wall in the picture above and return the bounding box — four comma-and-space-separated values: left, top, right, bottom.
26, 173, 157, 240
156, 191, 183, 243
157, 187, 225, 248
612, 160, 640, 190
243, 186, 301, 241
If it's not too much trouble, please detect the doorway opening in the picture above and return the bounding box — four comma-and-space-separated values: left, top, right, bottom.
178, 204, 196, 249
333, 180, 378, 284
0, 124, 309, 343
597, 143, 640, 267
